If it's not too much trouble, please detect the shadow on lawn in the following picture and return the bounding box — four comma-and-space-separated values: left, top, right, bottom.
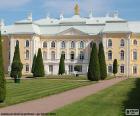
122, 78, 140, 116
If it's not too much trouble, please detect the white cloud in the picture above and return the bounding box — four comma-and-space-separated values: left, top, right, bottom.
0, 0, 31, 8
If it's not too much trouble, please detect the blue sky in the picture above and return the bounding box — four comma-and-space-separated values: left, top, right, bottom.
0, 0, 140, 25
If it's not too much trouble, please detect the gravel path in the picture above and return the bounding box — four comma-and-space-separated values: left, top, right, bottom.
0, 77, 127, 115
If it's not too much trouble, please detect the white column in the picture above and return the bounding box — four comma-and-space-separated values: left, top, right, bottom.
75, 41, 79, 61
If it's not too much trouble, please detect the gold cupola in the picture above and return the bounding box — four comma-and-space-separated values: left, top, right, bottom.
74, 2, 80, 15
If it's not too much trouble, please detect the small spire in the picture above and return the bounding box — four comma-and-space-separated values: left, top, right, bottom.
60, 12, 64, 20
74, 0, 80, 15
0, 19, 4, 30
27, 12, 32, 21
89, 10, 93, 19
113, 10, 119, 18
46, 13, 50, 19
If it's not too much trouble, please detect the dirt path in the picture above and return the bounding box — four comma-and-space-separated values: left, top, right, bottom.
0, 78, 127, 115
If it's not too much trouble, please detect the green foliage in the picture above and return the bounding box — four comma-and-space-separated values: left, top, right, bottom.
98, 42, 107, 80
113, 59, 118, 76
58, 54, 65, 75
31, 54, 36, 73
10, 43, 23, 78
33, 48, 45, 77
88, 42, 100, 81
74, 65, 81, 72
0, 31, 6, 103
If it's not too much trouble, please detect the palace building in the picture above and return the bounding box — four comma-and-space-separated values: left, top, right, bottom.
0, 4, 140, 77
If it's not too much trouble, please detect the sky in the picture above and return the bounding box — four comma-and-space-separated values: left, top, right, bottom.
0, 0, 140, 25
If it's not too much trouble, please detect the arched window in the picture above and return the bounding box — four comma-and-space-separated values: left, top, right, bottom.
43, 51, 47, 60
16, 40, 19, 46
25, 40, 29, 47
133, 50, 137, 60
26, 50, 29, 60
80, 41, 84, 48
133, 40, 137, 45
61, 41, 65, 48
26, 64, 29, 72
108, 39, 112, 47
120, 50, 125, 60
71, 41, 75, 48
70, 51, 75, 61
120, 39, 125, 47
51, 41, 55, 48
61, 51, 65, 59
43, 41, 47, 48
133, 65, 137, 74
79, 51, 84, 60
51, 51, 55, 61
108, 65, 113, 73
120, 65, 125, 74
108, 50, 112, 60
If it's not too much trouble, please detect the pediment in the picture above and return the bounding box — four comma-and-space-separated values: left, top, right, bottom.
57, 27, 88, 35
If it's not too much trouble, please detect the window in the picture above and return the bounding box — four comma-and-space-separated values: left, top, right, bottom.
108, 65, 112, 73
108, 50, 112, 60
79, 51, 84, 60
80, 41, 84, 48
70, 51, 75, 61
133, 40, 137, 45
43, 51, 47, 60
43, 41, 47, 48
120, 65, 125, 74
49, 65, 53, 72
133, 66, 137, 74
108, 39, 112, 47
61, 41, 65, 48
120, 39, 125, 47
25, 40, 29, 47
120, 50, 125, 60
51, 51, 55, 61
16, 40, 19, 46
51, 41, 55, 48
26, 64, 29, 72
76, 65, 82, 72
133, 50, 137, 60
26, 50, 29, 60
61, 51, 65, 59
71, 41, 75, 48
69, 65, 73, 73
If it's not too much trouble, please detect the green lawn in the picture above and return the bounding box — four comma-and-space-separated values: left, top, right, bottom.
0, 78, 94, 108
55, 78, 140, 116
37, 75, 87, 80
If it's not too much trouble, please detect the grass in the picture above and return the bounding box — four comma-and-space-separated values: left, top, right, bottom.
25, 75, 88, 80
55, 78, 140, 116
0, 78, 94, 108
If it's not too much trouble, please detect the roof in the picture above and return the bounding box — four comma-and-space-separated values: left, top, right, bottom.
1, 14, 140, 35
103, 21, 131, 33
128, 21, 140, 33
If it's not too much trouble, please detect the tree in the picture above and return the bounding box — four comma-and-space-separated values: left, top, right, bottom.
58, 54, 65, 75
31, 54, 36, 73
0, 31, 6, 102
10, 42, 23, 78
88, 42, 100, 81
113, 59, 118, 77
33, 48, 45, 77
98, 42, 107, 80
